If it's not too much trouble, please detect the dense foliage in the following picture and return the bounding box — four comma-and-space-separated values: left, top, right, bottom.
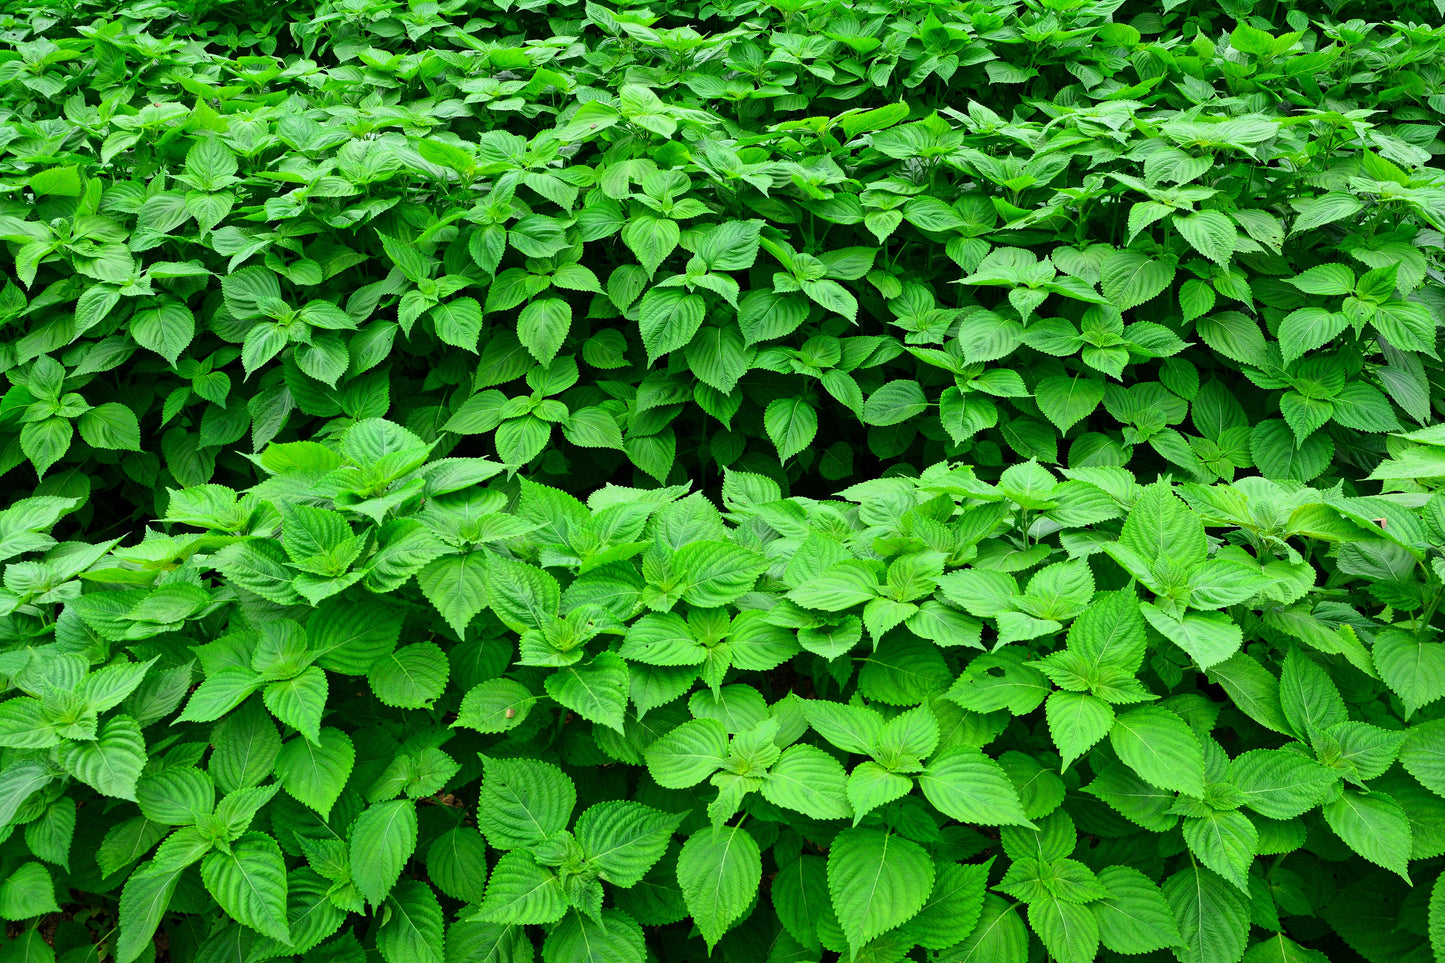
2, 0, 1445, 961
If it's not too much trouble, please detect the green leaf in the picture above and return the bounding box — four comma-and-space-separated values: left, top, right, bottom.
1372, 628, 1445, 718
0, 699, 57, 750
487, 557, 561, 632
263, 666, 327, 744
1197, 312, 1268, 367
309, 597, 404, 675
132, 301, 196, 365
1429, 872, 1445, 963
0, 762, 53, 834
455, 679, 536, 734
1180, 279, 1216, 322
1228, 748, 1337, 819
739, 290, 809, 344
804, 702, 883, 755
1280, 391, 1332, 444
417, 553, 490, 639
698, 220, 762, 271
476, 756, 575, 850
1322, 720, 1404, 782
918, 747, 1033, 828
209, 542, 301, 606
1109, 706, 1206, 797
862, 380, 927, 426
1289, 263, 1356, 295
1322, 789, 1411, 881
1119, 482, 1206, 568
1067, 590, 1146, 672
116, 864, 184, 963
1034, 375, 1104, 434
541, 909, 644, 963
517, 298, 571, 365
622, 216, 679, 278
1251, 419, 1333, 481
575, 801, 683, 887
1174, 211, 1236, 266
186, 135, 237, 185
24, 797, 75, 871
1372, 299, 1438, 353
678, 826, 762, 951
1329, 382, 1400, 433
620, 613, 707, 666
1182, 810, 1258, 892
801, 278, 858, 321
1279, 647, 1347, 741
827, 827, 934, 956
222, 267, 282, 319
1046, 691, 1114, 771
431, 298, 483, 352
258, 871, 344, 956
1291, 192, 1364, 234
675, 541, 768, 607
645, 718, 729, 788
846, 762, 912, 823
792, 561, 882, 611
201, 833, 291, 943
1279, 308, 1347, 365
638, 289, 705, 365
562, 406, 625, 450
772, 856, 828, 950
1163, 867, 1249, 963
369, 643, 449, 709
478, 851, 565, 925
544, 653, 629, 734
21, 418, 71, 478
276, 728, 354, 819
208, 699, 278, 794
486, 269, 546, 314
1, 927, 56, 963
551, 263, 602, 293
902, 861, 988, 950
1241, 934, 1330, 963
427, 828, 489, 905
1100, 250, 1175, 310
684, 325, 752, 394
349, 799, 418, 906
135, 767, 214, 826
447, 919, 531, 963
764, 398, 817, 463
859, 634, 953, 706
1028, 896, 1099, 963
949, 894, 1029, 963
902, 196, 966, 231
508, 216, 569, 259
0, 864, 59, 920
57, 714, 146, 800
761, 744, 852, 821
1140, 605, 1242, 670
1092, 866, 1182, 955
1401, 719, 1445, 797
497, 416, 552, 466
378, 881, 445, 963
29, 166, 82, 197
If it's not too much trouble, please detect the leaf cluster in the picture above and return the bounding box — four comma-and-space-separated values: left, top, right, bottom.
1, 0, 1445, 962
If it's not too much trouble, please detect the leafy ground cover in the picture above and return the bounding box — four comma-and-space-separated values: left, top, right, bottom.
2, 0, 1445, 961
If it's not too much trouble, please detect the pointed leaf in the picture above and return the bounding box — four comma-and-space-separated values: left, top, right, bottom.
678, 826, 761, 951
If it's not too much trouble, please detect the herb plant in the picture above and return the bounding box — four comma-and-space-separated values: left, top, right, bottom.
1, 0, 1445, 962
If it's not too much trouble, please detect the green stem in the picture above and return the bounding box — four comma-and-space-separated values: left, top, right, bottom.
1416, 575, 1442, 639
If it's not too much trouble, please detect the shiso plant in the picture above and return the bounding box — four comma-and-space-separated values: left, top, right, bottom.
1, 0, 1445, 962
